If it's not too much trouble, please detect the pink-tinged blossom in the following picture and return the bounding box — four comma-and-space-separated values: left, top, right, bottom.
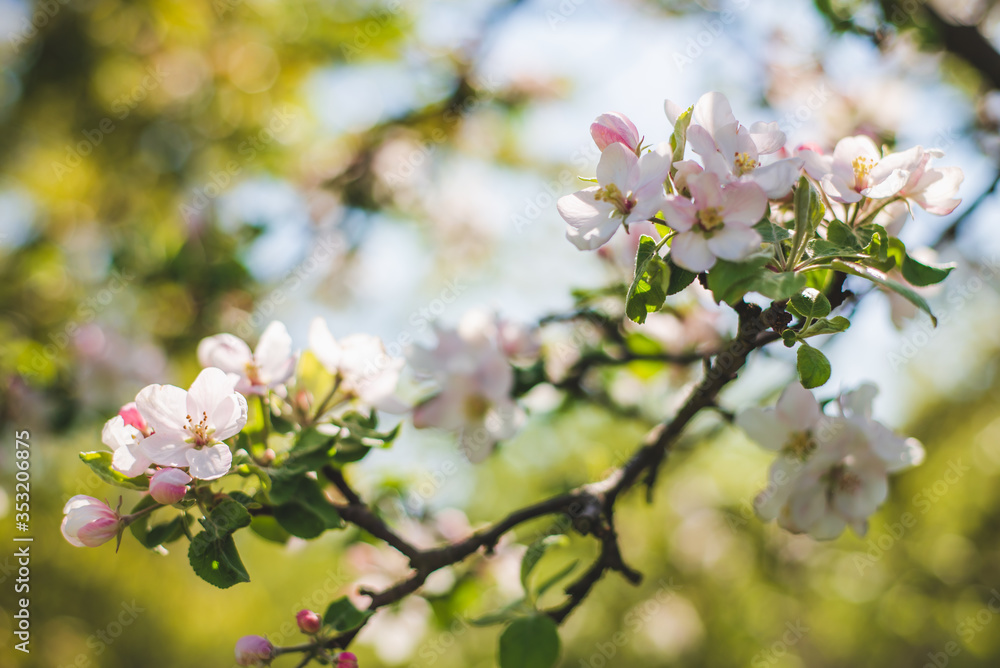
661, 172, 766, 272
135, 367, 248, 480
558, 142, 671, 250
118, 401, 150, 435
102, 415, 153, 477
337, 651, 359, 668
799, 135, 910, 204
668, 92, 802, 198
197, 321, 297, 396
149, 468, 192, 505
590, 112, 641, 153
309, 318, 408, 413
234, 635, 274, 666
736, 383, 833, 460
61, 496, 122, 548
876, 145, 963, 215
408, 312, 524, 462
296, 609, 322, 635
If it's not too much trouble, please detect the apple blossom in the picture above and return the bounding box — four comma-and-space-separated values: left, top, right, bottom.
661, 172, 766, 272
800, 135, 910, 204
309, 318, 408, 413
736, 383, 836, 461
235, 635, 274, 666
557, 141, 671, 250
296, 609, 322, 635
118, 401, 150, 435
337, 651, 359, 668
61, 495, 122, 548
668, 92, 803, 198
148, 468, 192, 505
835, 383, 925, 471
408, 312, 524, 462
135, 367, 248, 480
102, 415, 153, 477
876, 145, 963, 215
590, 112, 641, 153
197, 321, 297, 396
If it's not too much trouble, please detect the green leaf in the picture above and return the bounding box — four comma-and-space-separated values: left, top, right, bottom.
707, 255, 807, 304
781, 330, 798, 347
324, 597, 373, 632
753, 219, 791, 243
498, 615, 561, 668
79, 452, 149, 491
626, 235, 670, 324
535, 560, 579, 599
470, 600, 531, 627
520, 535, 568, 592
831, 260, 938, 325
273, 501, 326, 539
789, 288, 832, 319
249, 515, 291, 544
664, 253, 698, 295
796, 345, 831, 389
801, 316, 851, 337
188, 533, 250, 589
826, 219, 858, 248
901, 253, 954, 287
669, 105, 693, 168
203, 498, 252, 537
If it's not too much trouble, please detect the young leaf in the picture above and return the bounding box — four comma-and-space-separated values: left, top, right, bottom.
831, 260, 938, 325
789, 288, 832, 319
188, 533, 250, 589
520, 534, 569, 591
535, 560, 579, 599
669, 105, 693, 167
706, 255, 770, 304
753, 219, 791, 243
324, 597, 373, 632
801, 316, 851, 337
273, 502, 326, 539
626, 235, 670, 323
796, 344, 831, 389
902, 254, 955, 286
498, 615, 561, 668
249, 515, 291, 544
79, 452, 149, 491
664, 253, 698, 295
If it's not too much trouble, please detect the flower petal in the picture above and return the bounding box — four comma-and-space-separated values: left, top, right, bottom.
706, 223, 761, 262
736, 407, 793, 451
720, 181, 767, 224
596, 142, 640, 190
775, 383, 822, 432
255, 321, 296, 385
670, 232, 716, 272
135, 383, 188, 433
186, 444, 233, 480
559, 189, 621, 250
197, 334, 252, 376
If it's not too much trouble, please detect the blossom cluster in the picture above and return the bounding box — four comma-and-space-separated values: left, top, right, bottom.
737, 382, 924, 539
559, 92, 962, 273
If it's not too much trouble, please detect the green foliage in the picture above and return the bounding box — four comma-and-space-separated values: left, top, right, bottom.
788, 288, 832, 319
498, 615, 561, 668
626, 235, 670, 323
707, 256, 806, 304
188, 499, 253, 589
796, 344, 831, 389
832, 260, 939, 325
324, 597, 373, 632
668, 106, 694, 172
79, 452, 149, 491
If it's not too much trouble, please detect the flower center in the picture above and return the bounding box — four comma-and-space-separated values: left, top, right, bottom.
183, 411, 214, 447
464, 395, 490, 421
733, 152, 759, 177
852, 156, 876, 187
782, 431, 816, 461
595, 183, 636, 216
696, 206, 724, 231
244, 361, 263, 386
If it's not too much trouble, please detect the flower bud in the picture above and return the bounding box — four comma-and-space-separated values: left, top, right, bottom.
235, 635, 274, 666
61, 496, 122, 548
590, 112, 640, 153
337, 651, 359, 668
296, 609, 322, 635
149, 468, 192, 505
118, 401, 150, 435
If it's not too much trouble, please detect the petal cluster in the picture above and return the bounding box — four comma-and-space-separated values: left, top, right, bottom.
198, 321, 297, 396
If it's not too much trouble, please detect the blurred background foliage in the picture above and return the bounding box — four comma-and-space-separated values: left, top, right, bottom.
4, 0, 1000, 666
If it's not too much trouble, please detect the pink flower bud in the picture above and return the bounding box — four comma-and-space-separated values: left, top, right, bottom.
337, 651, 359, 668
118, 402, 150, 435
61, 496, 122, 548
296, 609, 322, 634
235, 635, 274, 666
590, 112, 640, 153
149, 468, 192, 505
